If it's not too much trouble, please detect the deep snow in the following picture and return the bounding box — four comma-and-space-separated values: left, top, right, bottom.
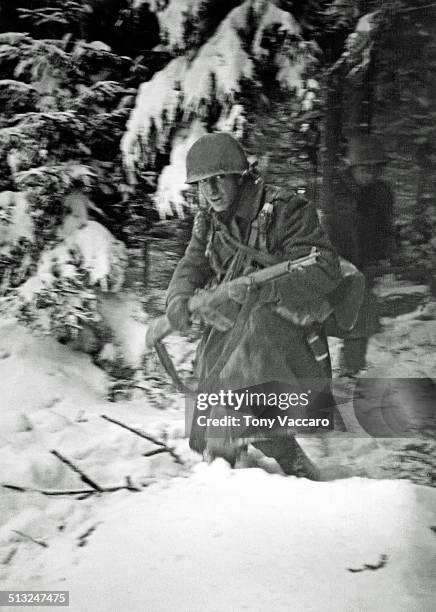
13, 467, 436, 612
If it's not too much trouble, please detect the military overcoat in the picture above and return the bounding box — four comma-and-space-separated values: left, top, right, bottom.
167, 176, 341, 398
324, 169, 395, 338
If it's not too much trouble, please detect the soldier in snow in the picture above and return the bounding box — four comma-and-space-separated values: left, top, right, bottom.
166, 133, 346, 478
324, 134, 395, 375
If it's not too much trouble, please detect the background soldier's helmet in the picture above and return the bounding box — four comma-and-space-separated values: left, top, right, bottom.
346, 135, 388, 167
186, 133, 248, 183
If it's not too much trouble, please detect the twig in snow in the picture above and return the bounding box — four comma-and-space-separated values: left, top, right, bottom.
143, 448, 168, 458
12, 530, 48, 548
77, 525, 98, 548
101, 414, 184, 465
50, 450, 103, 491
2, 483, 26, 492
347, 554, 388, 573
1, 547, 17, 565
101, 414, 165, 446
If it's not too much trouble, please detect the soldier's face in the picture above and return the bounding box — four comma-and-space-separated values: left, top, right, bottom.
198, 174, 241, 212
352, 164, 384, 186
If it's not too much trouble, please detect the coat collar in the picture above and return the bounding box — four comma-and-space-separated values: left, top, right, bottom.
234, 176, 265, 222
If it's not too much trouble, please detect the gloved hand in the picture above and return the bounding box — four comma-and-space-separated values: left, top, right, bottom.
188, 288, 234, 332
166, 296, 191, 332
227, 278, 251, 304
200, 309, 234, 332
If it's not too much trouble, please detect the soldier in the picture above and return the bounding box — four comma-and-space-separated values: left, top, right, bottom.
166, 133, 342, 478
324, 135, 395, 375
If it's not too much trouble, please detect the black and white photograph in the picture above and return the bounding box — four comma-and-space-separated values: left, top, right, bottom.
0, 1, 435, 610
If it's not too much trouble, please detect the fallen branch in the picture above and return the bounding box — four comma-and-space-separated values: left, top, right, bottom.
101, 414, 166, 447
50, 450, 103, 492
101, 414, 184, 465
12, 530, 48, 549
2, 482, 142, 497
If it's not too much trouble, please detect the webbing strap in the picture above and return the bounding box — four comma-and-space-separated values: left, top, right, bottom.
214, 219, 278, 267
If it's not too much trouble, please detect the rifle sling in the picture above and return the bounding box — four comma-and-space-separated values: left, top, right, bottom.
155, 341, 195, 395
214, 219, 279, 268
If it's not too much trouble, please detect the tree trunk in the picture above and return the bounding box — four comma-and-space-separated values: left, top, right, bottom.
321, 61, 346, 215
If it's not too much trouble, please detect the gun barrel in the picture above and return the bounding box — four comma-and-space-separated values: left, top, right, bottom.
245, 250, 318, 286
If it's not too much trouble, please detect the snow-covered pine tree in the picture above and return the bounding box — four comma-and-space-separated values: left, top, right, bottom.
122, 0, 320, 219
0, 24, 148, 349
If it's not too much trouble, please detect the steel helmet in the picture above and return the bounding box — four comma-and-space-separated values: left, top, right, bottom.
346, 135, 388, 167
186, 133, 248, 184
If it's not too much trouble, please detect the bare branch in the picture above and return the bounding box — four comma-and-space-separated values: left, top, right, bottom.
101, 414, 184, 465
12, 530, 48, 548
50, 450, 103, 491
2, 482, 142, 497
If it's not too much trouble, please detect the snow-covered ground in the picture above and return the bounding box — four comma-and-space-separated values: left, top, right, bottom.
1, 278, 435, 610
13, 467, 436, 612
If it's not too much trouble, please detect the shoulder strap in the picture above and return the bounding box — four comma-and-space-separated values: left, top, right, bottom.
248, 184, 280, 253
218, 223, 278, 267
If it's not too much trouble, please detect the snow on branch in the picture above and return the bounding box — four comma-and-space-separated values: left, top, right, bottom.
154, 120, 206, 218
0, 192, 34, 249
355, 12, 377, 34
122, 0, 314, 217
343, 11, 378, 78
153, 0, 208, 52
122, 57, 187, 175
18, 220, 127, 304
183, 12, 254, 109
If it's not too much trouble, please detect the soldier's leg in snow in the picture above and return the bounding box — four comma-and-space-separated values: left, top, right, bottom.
252, 437, 321, 480
339, 337, 368, 375
203, 403, 242, 467
338, 278, 379, 376
204, 436, 239, 467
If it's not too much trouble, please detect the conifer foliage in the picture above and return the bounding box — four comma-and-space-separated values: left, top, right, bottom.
0, 4, 152, 343
123, 0, 320, 218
